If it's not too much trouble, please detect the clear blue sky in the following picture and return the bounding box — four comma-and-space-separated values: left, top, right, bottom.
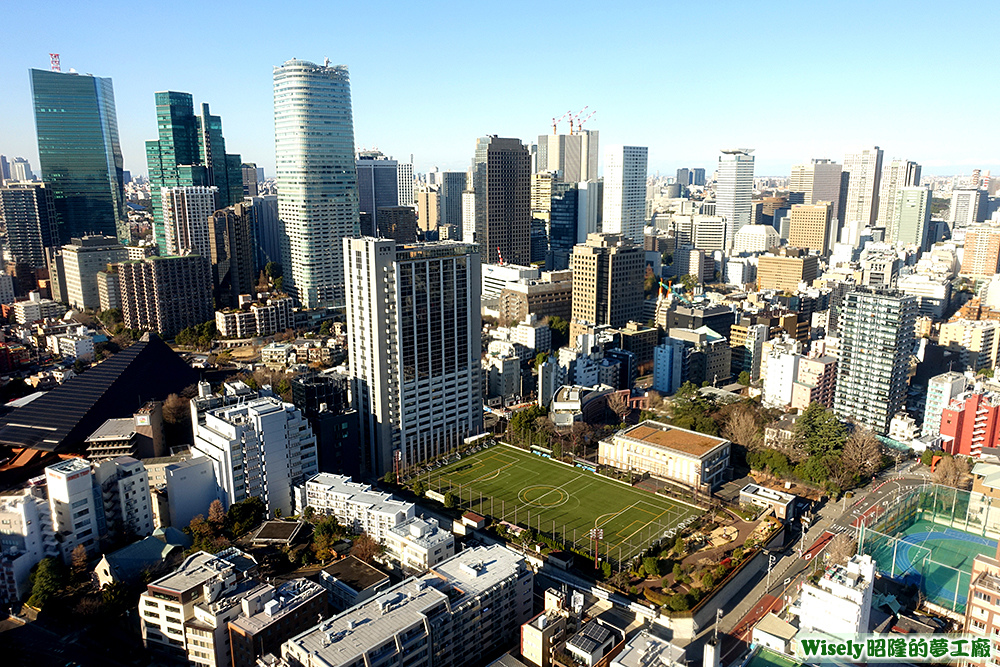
2, 0, 997, 179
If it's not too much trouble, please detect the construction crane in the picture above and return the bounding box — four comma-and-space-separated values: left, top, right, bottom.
567, 106, 589, 134
551, 111, 570, 135
49, 53, 60, 72
575, 109, 596, 133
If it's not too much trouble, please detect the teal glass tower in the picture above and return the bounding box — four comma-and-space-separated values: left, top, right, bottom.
145, 92, 242, 251
30, 68, 127, 244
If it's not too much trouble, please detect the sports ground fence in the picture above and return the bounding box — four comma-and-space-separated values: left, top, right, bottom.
860, 483, 1000, 614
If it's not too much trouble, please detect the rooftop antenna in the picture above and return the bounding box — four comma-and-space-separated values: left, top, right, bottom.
50, 53, 60, 72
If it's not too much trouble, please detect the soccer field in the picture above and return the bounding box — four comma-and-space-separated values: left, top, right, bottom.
420, 443, 702, 566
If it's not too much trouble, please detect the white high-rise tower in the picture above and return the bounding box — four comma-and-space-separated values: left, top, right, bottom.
841, 147, 884, 247
716, 148, 755, 251
273, 59, 360, 308
877, 158, 921, 239
602, 145, 648, 244
345, 238, 484, 477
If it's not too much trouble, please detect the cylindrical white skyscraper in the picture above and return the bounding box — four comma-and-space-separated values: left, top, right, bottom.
716, 148, 755, 252
273, 59, 360, 308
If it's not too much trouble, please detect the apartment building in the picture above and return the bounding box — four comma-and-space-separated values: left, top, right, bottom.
280, 545, 533, 667
215, 294, 294, 338
297, 473, 414, 543
383, 516, 455, 572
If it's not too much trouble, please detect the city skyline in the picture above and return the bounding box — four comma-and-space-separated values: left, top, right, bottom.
2, 1, 998, 179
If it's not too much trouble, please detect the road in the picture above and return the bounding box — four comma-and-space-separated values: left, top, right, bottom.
717, 463, 930, 663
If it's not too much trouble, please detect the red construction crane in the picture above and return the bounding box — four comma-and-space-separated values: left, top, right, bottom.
568, 106, 589, 134
576, 109, 597, 133
49, 53, 60, 72
551, 111, 570, 135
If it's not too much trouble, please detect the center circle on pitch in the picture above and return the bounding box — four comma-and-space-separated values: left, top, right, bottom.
518, 485, 569, 508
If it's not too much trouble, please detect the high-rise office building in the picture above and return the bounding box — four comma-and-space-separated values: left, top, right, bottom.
536, 130, 599, 182
841, 147, 884, 246
30, 68, 126, 243
247, 195, 280, 268
414, 184, 440, 232
161, 185, 217, 257
876, 159, 921, 236
892, 186, 932, 250
241, 162, 258, 198
355, 150, 399, 231
440, 171, 467, 228
676, 167, 691, 188
0, 155, 10, 183
9, 158, 33, 183
345, 238, 483, 477
789, 159, 842, 224
548, 182, 580, 270
61, 234, 127, 310
210, 203, 257, 308
193, 395, 318, 516
375, 206, 418, 243
833, 289, 917, 434
691, 168, 706, 186
569, 233, 644, 342
118, 254, 214, 336
602, 145, 648, 245
787, 202, 833, 255
951, 189, 984, 228
274, 59, 360, 309
397, 161, 414, 208
472, 136, 531, 265
145, 92, 242, 251
716, 149, 755, 250
0, 182, 59, 267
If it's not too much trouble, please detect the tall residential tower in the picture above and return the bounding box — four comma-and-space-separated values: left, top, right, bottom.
345, 238, 483, 477
274, 59, 360, 309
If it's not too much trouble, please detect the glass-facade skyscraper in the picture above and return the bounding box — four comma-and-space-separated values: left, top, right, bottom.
30, 68, 126, 244
274, 59, 360, 309
145, 92, 242, 252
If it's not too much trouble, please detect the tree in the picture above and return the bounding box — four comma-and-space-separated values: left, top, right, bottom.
319, 320, 331, 336
73, 358, 88, 374
413, 480, 427, 497
71, 544, 89, 581
265, 261, 283, 279
208, 499, 226, 530
679, 274, 699, 292
303, 505, 315, 522
607, 392, 631, 424
548, 316, 570, 349
28, 557, 66, 609
643, 556, 661, 578
163, 393, 190, 425
701, 572, 715, 589
827, 532, 857, 566
934, 455, 971, 489
312, 515, 342, 562
722, 406, 763, 452
443, 491, 458, 509
921, 449, 935, 467
382, 472, 397, 485
351, 533, 382, 564
793, 402, 846, 457
737, 371, 751, 386
534, 352, 549, 369
841, 426, 882, 479
226, 496, 266, 537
